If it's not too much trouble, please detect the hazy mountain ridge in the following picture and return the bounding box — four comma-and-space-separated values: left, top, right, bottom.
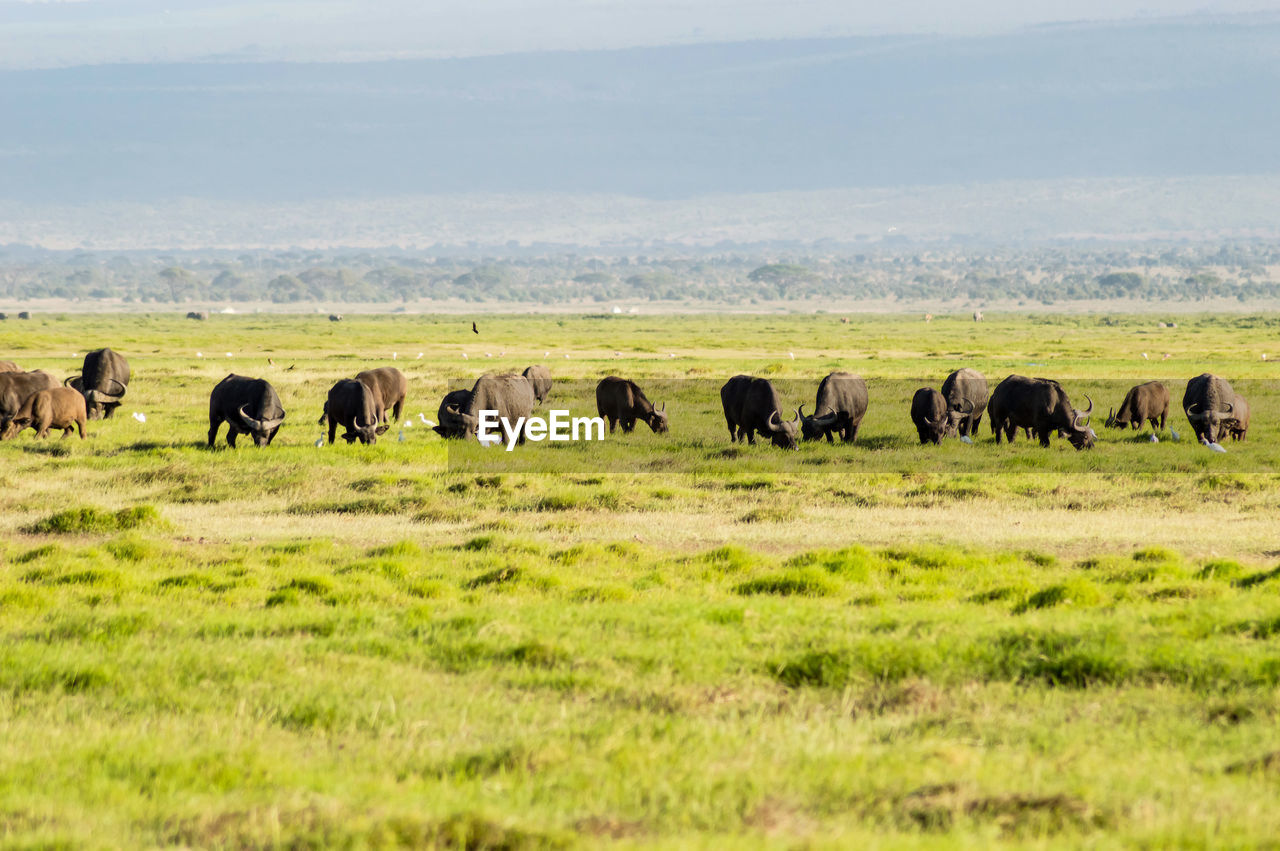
2, 16, 1279, 205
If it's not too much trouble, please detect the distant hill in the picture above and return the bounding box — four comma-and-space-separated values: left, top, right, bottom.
1, 15, 1279, 204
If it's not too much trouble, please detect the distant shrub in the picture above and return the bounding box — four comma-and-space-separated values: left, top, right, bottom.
735, 569, 837, 597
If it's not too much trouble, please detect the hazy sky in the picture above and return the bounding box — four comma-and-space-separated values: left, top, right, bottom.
2, 0, 1278, 68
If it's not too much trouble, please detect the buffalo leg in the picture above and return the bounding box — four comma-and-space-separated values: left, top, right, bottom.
227, 427, 238, 448
208, 417, 222, 447
622, 418, 635, 433
76, 418, 85, 439
1037, 428, 1052, 447
726, 418, 736, 442
392, 399, 404, 422
847, 424, 859, 443
607, 416, 617, 433
825, 429, 834, 444
267, 426, 280, 445
328, 420, 338, 446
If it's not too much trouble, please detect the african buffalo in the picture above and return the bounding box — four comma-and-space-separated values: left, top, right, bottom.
445, 373, 536, 442
1182, 374, 1238, 445
0, 370, 59, 434
356, 366, 408, 424
186, 311, 209, 320
0, 361, 20, 373
941, 368, 987, 437
2, 387, 86, 440
720, 375, 799, 450
329, 314, 343, 322
1228, 393, 1250, 441
910, 387, 950, 445
799, 371, 867, 443
208, 374, 285, 448
66, 348, 130, 420
1106, 381, 1169, 431
596, 376, 667, 434
988, 375, 1095, 450
433, 389, 473, 438
320, 378, 385, 445
522, 365, 552, 404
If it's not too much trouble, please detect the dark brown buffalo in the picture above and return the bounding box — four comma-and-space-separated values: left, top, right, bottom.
0, 361, 20, 373
2, 387, 86, 440
0, 370, 59, 434
66, 348, 130, 420
910, 387, 950, 445
208, 374, 286, 448
356, 366, 408, 424
445, 373, 536, 442
1106, 381, 1169, 431
1228, 393, 1250, 441
799, 371, 867, 443
321, 378, 385, 445
433, 389, 473, 438
720, 375, 799, 449
988, 375, 1095, 450
941, 368, 987, 437
522, 365, 552, 404
596, 376, 667, 434
1183, 373, 1237, 445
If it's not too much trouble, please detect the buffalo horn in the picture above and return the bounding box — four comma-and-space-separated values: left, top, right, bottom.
239, 405, 284, 433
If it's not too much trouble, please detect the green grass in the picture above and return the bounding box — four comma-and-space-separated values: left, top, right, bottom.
2, 311, 1280, 847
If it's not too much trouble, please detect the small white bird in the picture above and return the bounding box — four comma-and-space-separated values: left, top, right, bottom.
226, 352, 233, 357
788, 352, 795, 360
1140, 352, 1148, 360
1149, 433, 1159, 442
132, 412, 146, 423
485, 352, 492, 358
1170, 429, 1181, 441
564, 354, 570, 359
418, 412, 429, 425
669, 353, 675, 358
314, 437, 324, 447
1208, 442, 1227, 453
416, 352, 424, 359
544, 351, 550, 357
960, 435, 973, 445
392, 352, 397, 360
478, 433, 500, 448
196, 352, 203, 358
403, 420, 413, 428
398, 429, 406, 442
462, 353, 468, 359
423, 418, 436, 428
1263, 354, 1268, 361
499, 351, 506, 357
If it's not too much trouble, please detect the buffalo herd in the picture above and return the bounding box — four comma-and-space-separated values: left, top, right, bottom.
0, 349, 1257, 452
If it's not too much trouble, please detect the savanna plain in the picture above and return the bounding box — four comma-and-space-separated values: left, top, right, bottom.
3, 312, 1280, 849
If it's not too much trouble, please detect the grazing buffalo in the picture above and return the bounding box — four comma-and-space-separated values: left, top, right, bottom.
799, 371, 867, 443
17, 312, 30, 320
988, 375, 1095, 449
356, 366, 408, 424
320, 379, 385, 445
186, 311, 209, 320
720, 375, 799, 450
0, 361, 20, 373
207, 374, 285, 448
941, 368, 987, 437
329, 314, 343, 322
0, 370, 59, 434
433, 389, 473, 438
444, 373, 536, 442
2, 387, 86, 440
1106, 381, 1169, 431
522, 365, 552, 404
1228, 393, 1250, 441
910, 387, 950, 445
1182, 373, 1238, 445
596, 376, 667, 434
66, 348, 130, 420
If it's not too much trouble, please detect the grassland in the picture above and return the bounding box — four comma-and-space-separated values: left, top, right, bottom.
1, 311, 1279, 848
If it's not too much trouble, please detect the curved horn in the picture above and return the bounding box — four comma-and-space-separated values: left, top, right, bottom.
1224, 402, 1233, 415
63, 375, 78, 388
239, 405, 284, 433
1186, 402, 1200, 416
657, 401, 665, 412
1080, 395, 1093, 417
797, 403, 807, 420
445, 404, 462, 416
768, 410, 783, 431
958, 398, 975, 414
104, 377, 127, 396
791, 407, 801, 425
